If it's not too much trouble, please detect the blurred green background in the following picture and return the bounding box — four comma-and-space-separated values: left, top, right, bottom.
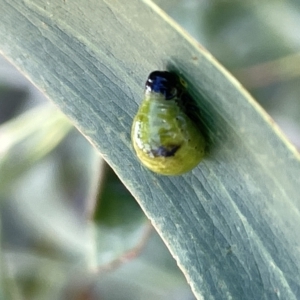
1, 1, 299, 299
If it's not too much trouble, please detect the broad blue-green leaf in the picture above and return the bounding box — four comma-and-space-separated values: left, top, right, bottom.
1, 0, 300, 299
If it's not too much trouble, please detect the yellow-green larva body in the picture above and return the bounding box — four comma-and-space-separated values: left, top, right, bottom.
131, 71, 205, 175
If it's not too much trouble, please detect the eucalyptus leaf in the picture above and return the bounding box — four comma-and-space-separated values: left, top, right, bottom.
1, 0, 300, 299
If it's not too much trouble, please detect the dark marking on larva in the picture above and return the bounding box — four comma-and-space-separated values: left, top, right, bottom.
151, 145, 181, 157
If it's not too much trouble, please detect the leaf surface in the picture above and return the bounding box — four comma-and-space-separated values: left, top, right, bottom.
1, 0, 300, 299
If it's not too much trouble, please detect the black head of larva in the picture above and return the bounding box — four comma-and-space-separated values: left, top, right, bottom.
145, 71, 186, 100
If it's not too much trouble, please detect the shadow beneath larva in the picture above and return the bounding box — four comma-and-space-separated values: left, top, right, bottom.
164, 63, 221, 159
